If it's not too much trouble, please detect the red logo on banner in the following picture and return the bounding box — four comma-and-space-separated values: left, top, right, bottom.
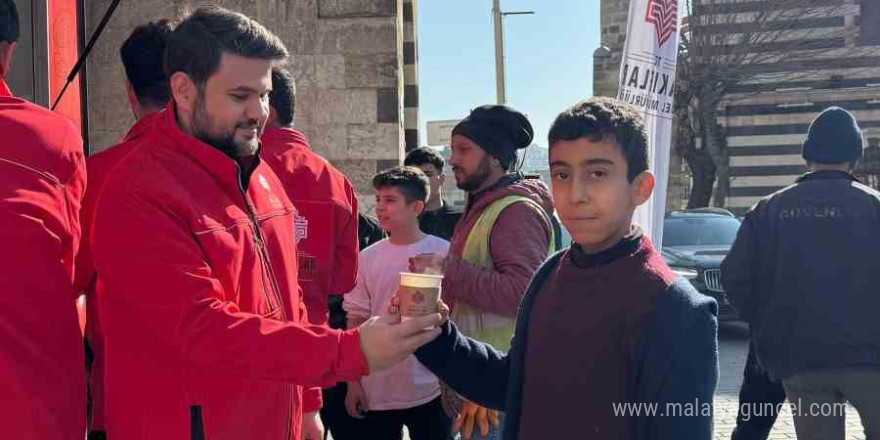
645, 0, 678, 47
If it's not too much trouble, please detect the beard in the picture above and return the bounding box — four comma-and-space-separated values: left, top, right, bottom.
454, 154, 494, 192
192, 93, 260, 158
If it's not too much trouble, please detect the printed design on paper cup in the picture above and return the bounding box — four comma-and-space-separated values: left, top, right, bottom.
412, 290, 425, 305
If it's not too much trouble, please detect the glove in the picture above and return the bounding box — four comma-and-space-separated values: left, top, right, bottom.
453, 399, 500, 439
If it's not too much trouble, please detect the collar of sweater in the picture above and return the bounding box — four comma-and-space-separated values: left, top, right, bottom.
570, 226, 644, 268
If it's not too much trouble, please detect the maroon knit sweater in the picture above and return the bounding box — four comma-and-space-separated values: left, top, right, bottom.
519, 230, 674, 440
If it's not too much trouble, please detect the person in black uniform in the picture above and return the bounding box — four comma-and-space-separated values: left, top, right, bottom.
404, 147, 462, 241
723, 107, 880, 440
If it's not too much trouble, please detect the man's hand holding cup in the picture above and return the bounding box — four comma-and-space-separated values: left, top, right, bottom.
358, 265, 451, 375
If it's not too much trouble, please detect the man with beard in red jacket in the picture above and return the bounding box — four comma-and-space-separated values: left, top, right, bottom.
0, 0, 87, 438
91, 7, 442, 440
261, 66, 360, 439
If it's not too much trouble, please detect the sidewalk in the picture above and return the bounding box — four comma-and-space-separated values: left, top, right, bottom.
714, 322, 866, 440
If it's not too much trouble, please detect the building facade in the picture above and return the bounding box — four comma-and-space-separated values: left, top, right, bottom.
9, 0, 422, 211
596, 0, 880, 214
704, 0, 880, 214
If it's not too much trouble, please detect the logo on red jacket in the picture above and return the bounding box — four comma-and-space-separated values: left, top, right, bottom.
258, 174, 272, 190
645, 0, 678, 47
294, 213, 309, 244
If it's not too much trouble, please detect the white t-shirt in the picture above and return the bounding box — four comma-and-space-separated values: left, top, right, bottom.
343, 235, 450, 411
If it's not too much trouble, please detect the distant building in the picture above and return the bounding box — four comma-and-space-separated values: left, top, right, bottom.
596, 0, 880, 214
701, 1, 880, 215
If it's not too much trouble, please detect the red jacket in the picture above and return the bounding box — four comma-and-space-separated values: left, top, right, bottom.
0, 78, 87, 440
261, 127, 360, 411
73, 112, 158, 433
260, 127, 358, 325
92, 106, 368, 440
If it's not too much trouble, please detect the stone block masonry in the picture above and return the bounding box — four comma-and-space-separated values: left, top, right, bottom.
84, 0, 413, 211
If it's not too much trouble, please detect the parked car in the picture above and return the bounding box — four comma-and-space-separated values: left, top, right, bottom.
661, 208, 742, 321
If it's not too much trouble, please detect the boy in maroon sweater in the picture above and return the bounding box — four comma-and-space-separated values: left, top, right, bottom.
404, 97, 719, 440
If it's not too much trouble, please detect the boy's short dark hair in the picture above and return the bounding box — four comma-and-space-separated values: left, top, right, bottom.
0, 0, 19, 43
269, 67, 296, 127
165, 6, 288, 88
404, 147, 445, 173
372, 166, 429, 204
121, 20, 173, 109
548, 97, 649, 182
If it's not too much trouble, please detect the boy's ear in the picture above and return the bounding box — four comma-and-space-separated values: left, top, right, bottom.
412, 200, 426, 216
631, 172, 655, 206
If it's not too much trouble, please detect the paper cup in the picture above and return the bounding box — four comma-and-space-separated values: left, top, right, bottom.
398, 272, 443, 318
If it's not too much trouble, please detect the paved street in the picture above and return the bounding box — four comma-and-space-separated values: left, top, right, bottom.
714, 322, 866, 440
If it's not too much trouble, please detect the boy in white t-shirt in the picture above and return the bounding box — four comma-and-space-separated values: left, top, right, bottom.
343, 166, 452, 440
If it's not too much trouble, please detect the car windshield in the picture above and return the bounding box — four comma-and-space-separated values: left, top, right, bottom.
663, 217, 740, 247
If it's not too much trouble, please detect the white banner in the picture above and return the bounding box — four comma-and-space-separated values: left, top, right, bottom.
617, 0, 680, 245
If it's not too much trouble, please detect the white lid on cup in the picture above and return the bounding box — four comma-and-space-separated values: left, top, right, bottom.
399, 272, 443, 288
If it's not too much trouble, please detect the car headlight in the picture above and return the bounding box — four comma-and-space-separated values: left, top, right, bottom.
670, 267, 698, 281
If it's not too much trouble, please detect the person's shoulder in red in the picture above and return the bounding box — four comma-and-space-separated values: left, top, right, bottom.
87, 111, 159, 190
0, 79, 83, 181
261, 126, 352, 205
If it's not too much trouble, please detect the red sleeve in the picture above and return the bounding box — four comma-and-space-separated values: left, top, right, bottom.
92, 185, 369, 387
73, 161, 98, 294
302, 387, 323, 412
444, 203, 551, 318
63, 130, 86, 296
332, 177, 359, 296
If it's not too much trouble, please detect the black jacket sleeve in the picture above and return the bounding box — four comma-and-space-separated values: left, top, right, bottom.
720, 210, 761, 323
414, 320, 510, 410
647, 300, 719, 440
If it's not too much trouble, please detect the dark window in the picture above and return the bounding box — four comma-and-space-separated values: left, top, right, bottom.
663, 217, 741, 248
863, 0, 880, 46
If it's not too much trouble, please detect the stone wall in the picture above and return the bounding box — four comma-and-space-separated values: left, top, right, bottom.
402, 0, 420, 151
84, 0, 409, 211
593, 0, 630, 98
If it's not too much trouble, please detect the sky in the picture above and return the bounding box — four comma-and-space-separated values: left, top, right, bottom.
417, 0, 601, 149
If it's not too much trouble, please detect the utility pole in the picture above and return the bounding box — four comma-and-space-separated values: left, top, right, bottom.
493, 0, 506, 105
492, 0, 533, 105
